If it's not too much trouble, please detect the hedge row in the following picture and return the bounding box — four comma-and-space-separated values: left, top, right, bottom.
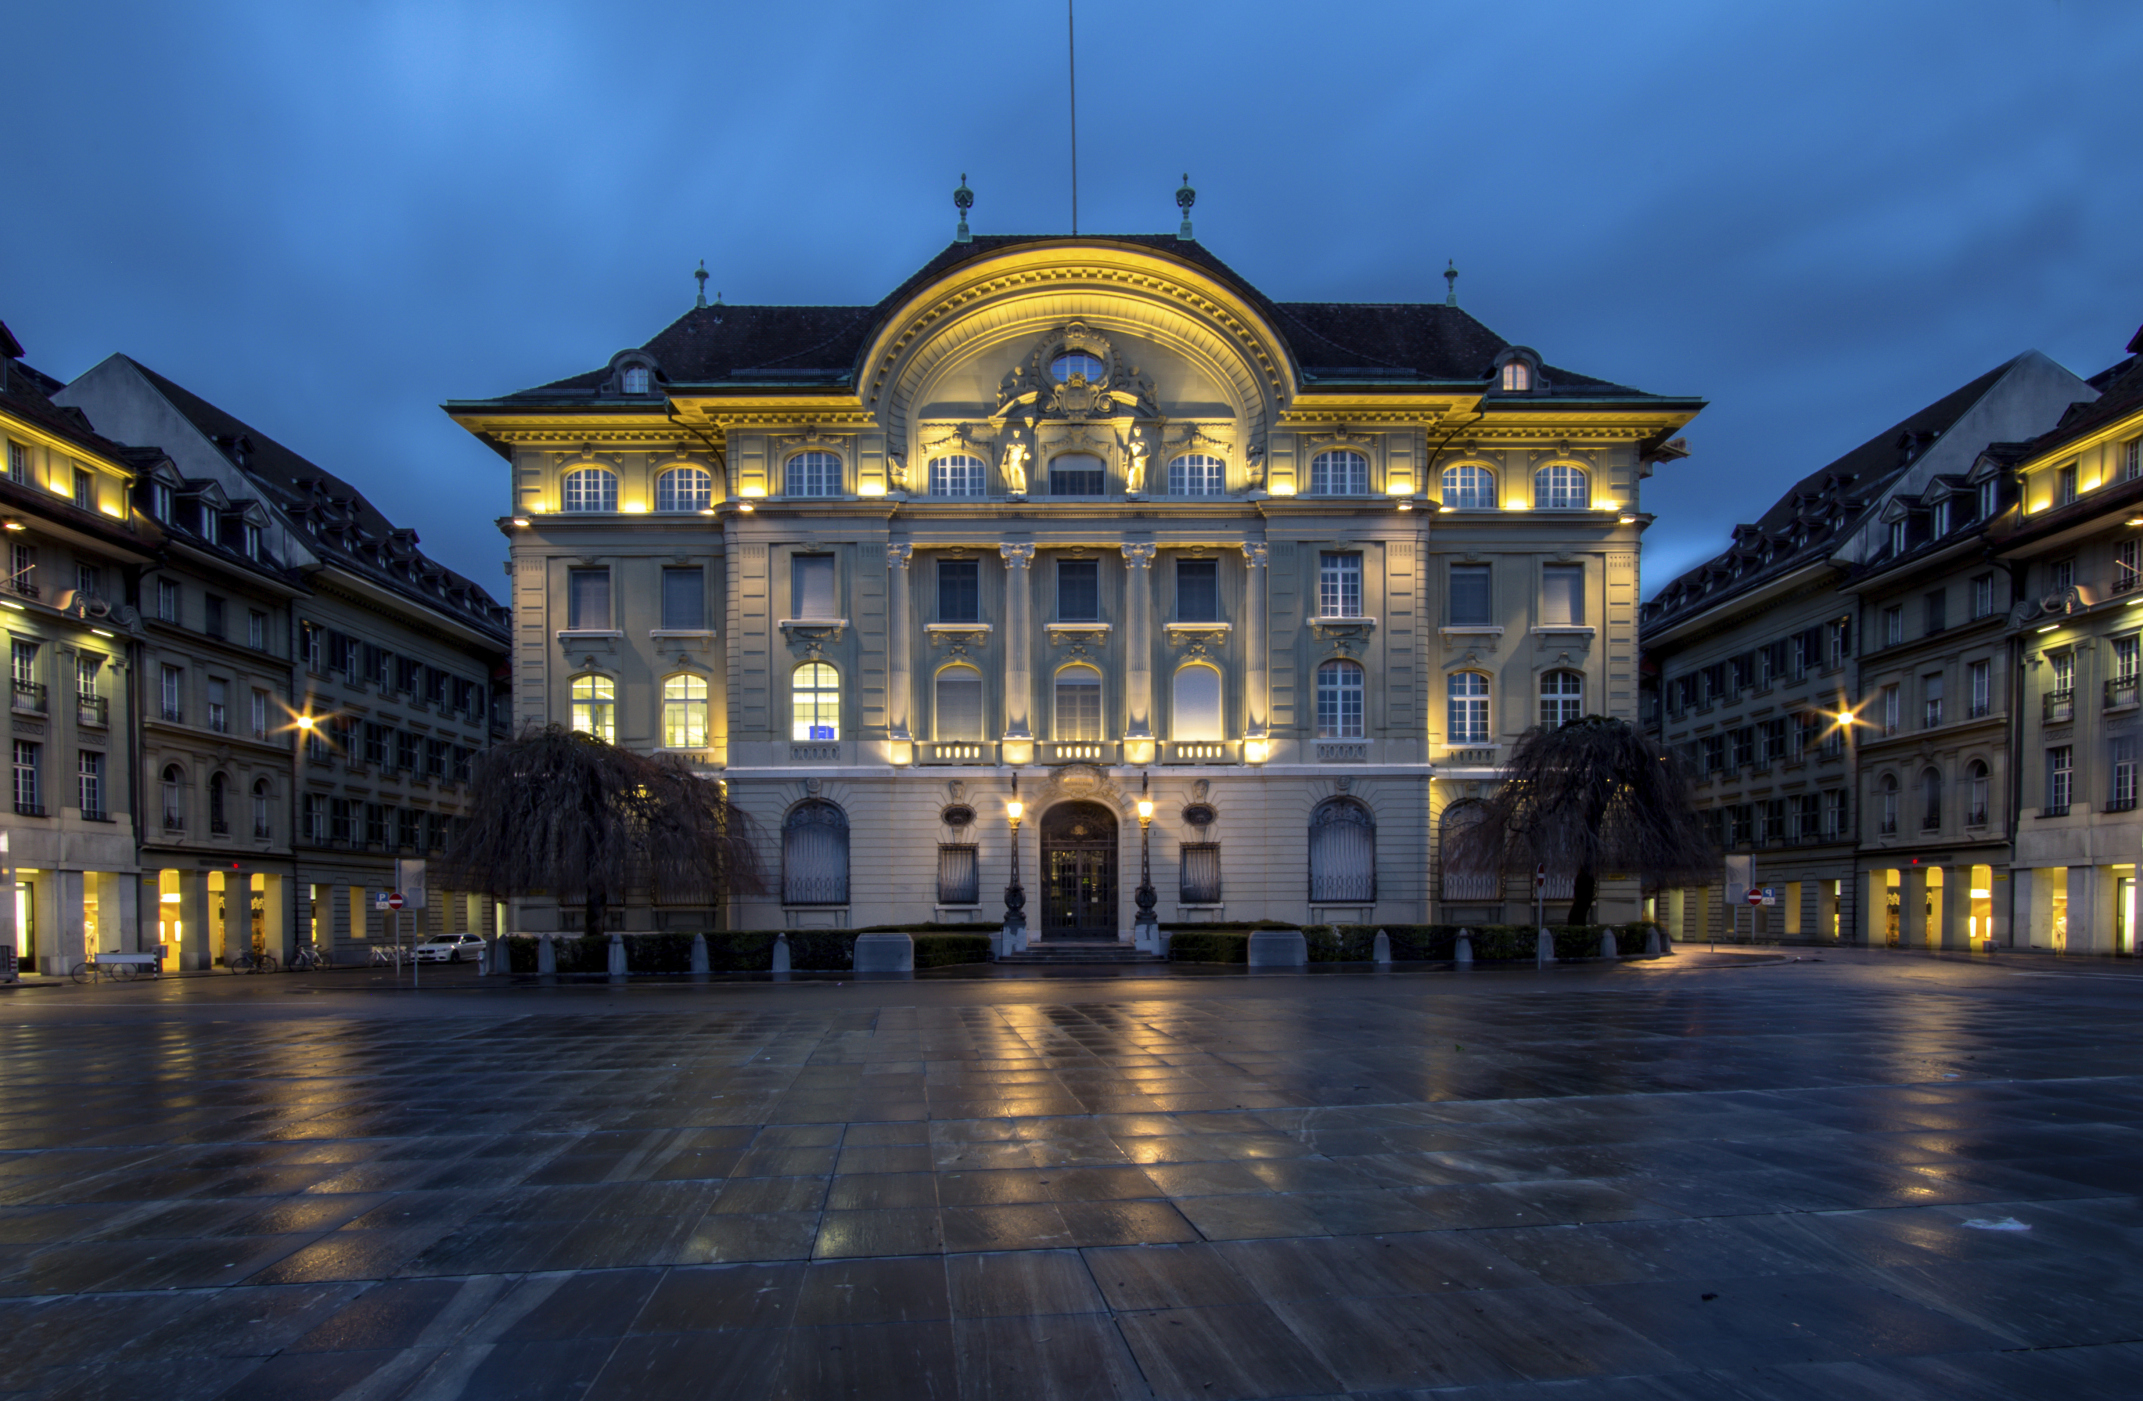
1165, 922, 1665, 964
498, 929, 993, 973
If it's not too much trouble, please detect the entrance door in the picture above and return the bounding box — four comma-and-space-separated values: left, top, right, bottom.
1040, 801, 1118, 939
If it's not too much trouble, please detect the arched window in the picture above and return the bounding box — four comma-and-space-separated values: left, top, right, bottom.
1309, 799, 1376, 903
1173, 665, 1223, 741
791, 663, 838, 742
208, 772, 228, 834
1441, 463, 1496, 509
935, 665, 984, 741
930, 454, 986, 497
252, 778, 272, 840
1054, 665, 1102, 741
1540, 670, 1583, 728
1921, 767, 1943, 831
1315, 660, 1365, 739
664, 673, 710, 748
655, 466, 712, 512
161, 764, 184, 831
621, 366, 651, 395
561, 467, 618, 513
1310, 450, 1368, 496
1500, 361, 1530, 392
1448, 671, 1490, 745
1169, 454, 1224, 496
1440, 801, 1499, 901
1051, 350, 1106, 382
785, 451, 841, 498
1967, 760, 1990, 825
1049, 453, 1105, 496
783, 801, 849, 905
570, 674, 615, 743
1533, 464, 1589, 510
1879, 773, 1899, 835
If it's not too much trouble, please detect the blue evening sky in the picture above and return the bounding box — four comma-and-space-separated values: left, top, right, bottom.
2, 0, 2136, 597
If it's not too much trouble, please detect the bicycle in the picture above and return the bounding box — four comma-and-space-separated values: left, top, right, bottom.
227, 950, 280, 974
69, 954, 160, 984
288, 946, 325, 972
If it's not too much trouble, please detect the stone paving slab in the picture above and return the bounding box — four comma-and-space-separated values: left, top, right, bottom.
0, 951, 2134, 1396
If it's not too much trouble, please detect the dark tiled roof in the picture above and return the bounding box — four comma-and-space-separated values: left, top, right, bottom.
122, 359, 509, 639
495, 236, 1674, 401
1642, 357, 2020, 630
2011, 339, 2143, 464
1, 354, 139, 466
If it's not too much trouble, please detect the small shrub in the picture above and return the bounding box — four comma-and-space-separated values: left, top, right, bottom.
913, 934, 992, 968
1168, 931, 1249, 963
783, 930, 856, 970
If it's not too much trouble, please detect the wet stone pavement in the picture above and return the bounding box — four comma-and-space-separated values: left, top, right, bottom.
0, 951, 2136, 1399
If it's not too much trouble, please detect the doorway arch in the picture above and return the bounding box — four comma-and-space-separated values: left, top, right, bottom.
1040, 801, 1119, 939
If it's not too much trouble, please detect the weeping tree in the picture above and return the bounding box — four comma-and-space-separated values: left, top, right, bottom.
438, 726, 764, 937
1444, 714, 1715, 925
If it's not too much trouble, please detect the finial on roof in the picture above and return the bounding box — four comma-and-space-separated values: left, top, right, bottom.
1444, 260, 1458, 307
694, 260, 709, 309
1175, 174, 1196, 240
954, 173, 974, 243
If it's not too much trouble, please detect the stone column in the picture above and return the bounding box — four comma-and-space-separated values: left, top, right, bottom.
2069, 864, 2112, 953
1899, 867, 1929, 947
1817, 879, 1839, 941
51, 870, 86, 977
1860, 868, 1888, 947
259, 875, 290, 961
1240, 542, 1269, 742
886, 543, 914, 741
1121, 543, 1157, 739
1937, 866, 1971, 950
2024, 867, 2057, 949
1989, 869, 2011, 946
999, 543, 1035, 739
175, 870, 211, 972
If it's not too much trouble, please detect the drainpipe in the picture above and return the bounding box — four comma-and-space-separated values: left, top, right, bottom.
2003, 555, 2032, 948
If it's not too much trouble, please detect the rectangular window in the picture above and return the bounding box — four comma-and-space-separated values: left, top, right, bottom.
1761, 718, 1786, 764
1882, 605, 1903, 646
247, 609, 266, 649
1318, 553, 1363, 618
1054, 672, 1102, 740
2114, 739, 2139, 812
364, 722, 388, 765
12, 739, 38, 815
1730, 805, 1753, 847
566, 568, 612, 629
1919, 672, 1943, 729
160, 665, 183, 723
2119, 542, 2141, 595
395, 655, 418, 693
2047, 745, 2073, 815
252, 689, 269, 739
2057, 461, 2079, 505
1828, 618, 1851, 666
157, 578, 180, 623
1933, 499, 1952, 537
1825, 789, 1849, 838
1924, 589, 1946, 635
1729, 654, 1753, 694
660, 567, 705, 629
1793, 793, 1819, 841
74, 563, 100, 600
452, 746, 472, 784
1175, 558, 1219, 623
366, 803, 387, 847
2126, 437, 2142, 482
77, 750, 103, 818
397, 808, 421, 851
936, 845, 979, 905
1540, 565, 1584, 626
2117, 636, 2140, 682
5, 441, 25, 483
204, 595, 225, 639
6, 542, 32, 598
397, 731, 419, 771
1180, 843, 1223, 904
300, 621, 322, 669
1763, 798, 1786, 844
331, 633, 358, 674
1049, 455, 1105, 496
1449, 564, 1491, 627
937, 558, 980, 622
1972, 573, 1995, 617
1968, 658, 1991, 717
2052, 650, 2075, 698
426, 738, 449, 778
72, 467, 93, 511
1056, 558, 1100, 621
305, 725, 328, 763
2052, 558, 2075, 594
425, 667, 447, 707
1701, 734, 1724, 774
1978, 477, 1997, 519
1881, 684, 1900, 735
207, 678, 228, 734
304, 794, 325, 843
1731, 727, 1754, 769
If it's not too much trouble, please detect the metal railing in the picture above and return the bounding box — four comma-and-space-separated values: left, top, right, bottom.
1315, 741, 1369, 762
788, 743, 841, 762
2044, 689, 2075, 724
1164, 741, 1237, 764
12, 680, 45, 713
918, 741, 997, 765
76, 694, 107, 726
2108, 677, 2140, 710
1041, 741, 1118, 765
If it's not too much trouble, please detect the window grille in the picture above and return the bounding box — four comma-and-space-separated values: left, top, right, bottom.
937, 845, 979, 905
1179, 843, 1223, 904
1441, 464, 1495, 508
1533, 464, 1588, 509
1540, 670, 1583, 727
1056, 558, 1100, 620
1318, 553, 1362, 618
937, 558, 980, 622
785, 451, 841, 497
929, 454, 986, 496
1168, 454, 1223, 496
1317, 660, 1366, 739
665, 674, 709, 748
656, 467, 712, 512
1309, 799, 1375, 902
791, 663, 838, 741
783, 801, 850, 905
1447, 671, 1489, 745
1054, 666, 1102, 741
1439, 802, 1498, 900
570, 674, 615, 742
1049, 453, 1105, 496
2046, 746, 2072, 816
1310, 451, 1368, 495
561, 468, 618, 512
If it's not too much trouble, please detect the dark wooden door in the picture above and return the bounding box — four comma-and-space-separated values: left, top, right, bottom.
1040, 801, 1118, 938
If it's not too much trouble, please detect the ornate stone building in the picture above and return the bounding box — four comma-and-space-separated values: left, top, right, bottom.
447, 231, 1699, 935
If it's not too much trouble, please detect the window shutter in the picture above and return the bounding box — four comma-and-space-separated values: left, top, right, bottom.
793, 556, 837, 620
567, 569, 611, 630
1172, 667, 1222, 741
1541, 566, 1584, 626
661, 567, 705, 630
1180, 843, 1222, 903
937, 669, 984, 740
1449, 565, 1491, 626
937, 845, 979, 904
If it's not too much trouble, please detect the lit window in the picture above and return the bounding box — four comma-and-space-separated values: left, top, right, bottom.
1172, 664, 1222, 741
661, 674, 709, 748
1310, 450, 1368, 496
1318, 552, 1363, 618
1500, 361, 1530, 392
1168, 454, 1223, 496
1054, 665, 1102, 741
656, 466, 712, 512
561, 468, 618, 512
1540, 670, 1583, 727
569, 674, 615, 742
791, 662, 839, 741
1440, 464, 1495, 509
1533, 464, 1588, 509
621, 366, 651, 394
785, 451, 841, 497
935, 665, 984, 740
930, 454, 987, 497
2056, 462, 2078, 505
1447, 671, 1490, 745
1316, 660, 1365, 739
1050, 351, 1106, 383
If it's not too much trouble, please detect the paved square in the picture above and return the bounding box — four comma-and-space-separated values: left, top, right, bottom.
0, 951, 2138, 1398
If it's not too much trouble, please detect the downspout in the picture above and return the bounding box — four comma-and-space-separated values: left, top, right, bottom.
2003, 554, 2032, 947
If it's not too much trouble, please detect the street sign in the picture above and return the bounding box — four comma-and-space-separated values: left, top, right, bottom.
1535, 864, 1546, 888
1745, 888, 1764, 906
386, 892, 405, 911
1759, 886, 1778, 906
394, 859, 428, 910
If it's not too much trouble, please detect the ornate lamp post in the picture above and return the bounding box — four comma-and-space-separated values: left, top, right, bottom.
1004, 794, 1026, 949
1134, 792, 1157, 947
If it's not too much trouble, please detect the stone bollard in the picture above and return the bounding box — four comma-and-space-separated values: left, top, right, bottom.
691, 934, 710, 975
537, 935, 556, 975
1373, 929, 1392, 966
480, 935, 500, 976
772, 933, 793, 974
607, 933, 628, 977
1247, 927, 1308, 968
1536, 928, 1556, 965
851, 932, 913, 974
1455, 929, 1473, 965
1599, 926, 1618, 960
1157, 930, 1172, 959
1645, 925, 1663, 956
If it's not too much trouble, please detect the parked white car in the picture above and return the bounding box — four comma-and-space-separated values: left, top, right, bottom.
412, 934, 487, 964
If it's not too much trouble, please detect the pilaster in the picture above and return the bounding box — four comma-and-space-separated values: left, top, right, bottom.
1241, 542, 1269, 739
1000, 543, 1035, 739
1121, 542, 1156, 739
887, 544, 914, 741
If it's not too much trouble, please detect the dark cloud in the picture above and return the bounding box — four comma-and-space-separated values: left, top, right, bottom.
3, 0, 2135, 595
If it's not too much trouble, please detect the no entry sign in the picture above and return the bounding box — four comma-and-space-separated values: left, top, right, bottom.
386, 892, 405, 911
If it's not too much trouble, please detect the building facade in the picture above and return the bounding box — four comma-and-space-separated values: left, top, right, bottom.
448, 233, 1699, 935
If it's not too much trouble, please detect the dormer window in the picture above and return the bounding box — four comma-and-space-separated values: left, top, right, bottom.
1050, 351, 1106, 383
1932, 500, 1951, 537
1500, 362, 1530, 392
243, 522, 262, 559
2056, 461, 2079, 506
1888, 520, 1907, 556
1977, 478, 1997, 520
149, 481, 172, 522
621, 367, 651, 395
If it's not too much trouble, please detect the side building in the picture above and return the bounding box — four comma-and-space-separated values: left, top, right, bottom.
58, 358, 513, 963
446, 230, 1700, 936
1641, 352, 2093, 945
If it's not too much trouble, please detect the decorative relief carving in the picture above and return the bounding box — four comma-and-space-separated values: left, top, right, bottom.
1030, 762, 1136, 818
999, 542, 1036, 571
1240, 542, 1268, 569
1120, 542, 1157, 570
886, 543, 913, 570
